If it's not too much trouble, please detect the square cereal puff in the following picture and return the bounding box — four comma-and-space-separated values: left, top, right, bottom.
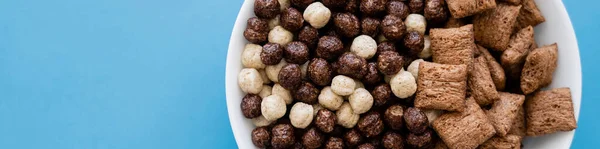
415, 61, 468, 111
430, 24, 475, 69
479, 135, 523, 149
446, 0, 496, 18
474, 3, 522, 51
435, 141, 449, 149
485, 92, 525, 136
526, 88, 577, 136
478, 45, 506, 91
432, 98, 496, 149
469, 56, 500, 106
501, 26, 535, 80
444, 17, 468, 28
508, 105, 526, 136
520, 43, 558, 94
515, 0, 546, 31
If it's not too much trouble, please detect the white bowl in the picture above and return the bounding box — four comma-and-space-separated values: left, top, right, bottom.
225, 0, 581, 148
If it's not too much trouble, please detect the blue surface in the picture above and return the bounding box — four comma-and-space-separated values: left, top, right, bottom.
0, 0, 597, 148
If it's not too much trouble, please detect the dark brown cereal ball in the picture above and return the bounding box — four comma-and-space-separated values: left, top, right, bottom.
345, 0, 360, 13
293, 81, 320, 104
247, 17, 269, 32
325, 137, 345, 149
244, 17, 269, 44
357, 143, 376, 149
241, 94, 262, 118
261, 43, 284, 65
330, 126, 346, 137
344, 129, 364, 147
291, 0, 314, 10
409, 0, 424, 14
360, 0, 387, 16
377, 51, 404, 75
322, 0, 347, 9
308, 58, 333, 86
404, 107, 429, 134
362, 62, 382, 85
372, 84, 392, 107
382, 132, 404, 149
361, 17, 381, 38
403, 31, 424, 56
377, 42, 397, 55
271, 124, 296, 149
333, 13, 361, 38
334, 53, 368, 79
406, 129, 433, 148
367, 135, 382, 148
281, 7, 304, 31
298, 26, 319, 49
384, 104, 404, 130
292, 142, 305, 149
381, 15, 406, 41
424, 0, 448, 25
254, 0, 280, 19
387, 1, 410, 19
302, 127, 325, 149
316, 36, 345, 61
357, 111, 384, 138
252, 127, 271, 148
284, 41, 310, 64
279, 64, 303, 90
315, 109, 337, 133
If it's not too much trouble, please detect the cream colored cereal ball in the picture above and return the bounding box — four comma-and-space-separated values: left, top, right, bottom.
390, 70, 417, 98
313, 104, 324, 117
272, 84, 293, 105
259, 85, 273, 98
258, 69, 272, 84
279, 0, 290, 11
252, 115, 274, 127
241, 44, 266, 69
331, 75, 356, 96
354, 79, 364, 89
407, 59, 424, 79
238, 68, 264, 94
350, 35, 377, 59
336, 102, 360, 128
265, 60, 288, 82
384, 75, 393, 84
418, 35, 431, 59
261, 94, 287, 121
377, 34, 388, 43
423, 109, 443, 125
348, 88, 374, 114
303, 2, 331, 29
300, 61, 309, 79
289, 102, 314, 128
405, 14, 427, 35
268, 15, 281, 30
318, 86, 344, 111
269, 26, 294, 45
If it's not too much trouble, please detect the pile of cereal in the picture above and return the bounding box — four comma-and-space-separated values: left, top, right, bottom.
238, 0, 576, 148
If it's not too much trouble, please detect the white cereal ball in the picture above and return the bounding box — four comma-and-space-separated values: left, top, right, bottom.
300, 61, 309, 79
272, 84, 293, 105
303, 2, 331, 29
261, 94, 287, 121
407, 59, 424, 79
268, 15, 281, 30
252, 115, 274, 127
423, 109, 443, 125
241, 44, 266, 69
313, 104, 324, 117
377, 34, 388, 43
348, 88, 374, 114
258, 69, 272, 84
350, 35, 377, 59
318, 86, 344, 111
336, 102, 360, 128
384, 73, 396, 84
331, 75, 356, 96
259, 85, 273, 98
278, 0, 291, 11
354, 79, 364, 89
265, 60, 288, 82
405, 14, 427, 35
238, 68, 264, 94
269, 26, 294, 45
390, 70, 417, 98
289, 102, 315, 128
418, 35, 432, 59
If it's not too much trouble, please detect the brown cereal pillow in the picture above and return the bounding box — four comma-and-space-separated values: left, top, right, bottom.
478, 45, 506, 91
479, 135, 523, 149
432, 98, 496, 149
430, 24, 475, 69
485, 92, 526, 136
502, 26, 535, 80
520, 43, 558, 94
515, 0, 545, 31
445, 0, 496, 18
525, 88, 577, 136
508, 105, 526, 136
414, 61, 468, 112
469, 56, 499, 106
444, 17, 467, 28
473, 3, 522, 51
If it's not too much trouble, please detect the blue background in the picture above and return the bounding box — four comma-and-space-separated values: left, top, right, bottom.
0, 0, 597, 148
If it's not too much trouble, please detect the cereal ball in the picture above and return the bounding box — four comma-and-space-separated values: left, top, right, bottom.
312, 104, 324, 116
242, 44, 266, 69
403, 31, 424, 56
244, 17, 269, 44
315, 109, 337, 133
325, 137, 345, 149
298, 26, 319, 48
357, 111, 384, 137
407, 59, 424, 79
316, 36, 345, 61
363, 62, 382, 85
358, 143, 376, 149
348, 88, 374, 114
272, 84, 293, 104
424, 0, 448, 24
331, 75, 356, 96
372, 84, 392, 107
281, 7, 304, 31
367, 136, 382, 148
381, 15, 406, 41
308, 58, 333, 86
303, 2, 331, 29
278, 64, 302, 90
361, 17, 381, 38
294, 82, 320, 104
351, 35, 378, 59
408, 0, 424, 14
238, 68, 264, 94
284, 41, 310, 64
344, 129, 364, 147
384, 73, 395, 84
404, 107, 428, 134
241, 94, 263, 118
360, 0, 387, 16
334, 53, 368, 79
271, 123, 296, 148
291, 0, 314, 9
252, 115, 274, 127
336, 102, 360, 128
406, 129, 433, 148
268, 15, 281, 30
377, 42, 397, 56
266, 60, 288, 82
423, 109, 442, 124
345, 0, 359, 13
292, 142, 305, 149
300, 61, 309, 79
354, 79, 365, 89
255, 0, 281, 19
333, 13, 361, 38
390, 70, 417, 98
382, 132, 404, 149
261, 43, 284, 65
258, 70, 271, 85
378, 51, 404, 76
418, 35, 431, 58
279, 0, 291, 11
318, 86, 344, 110
387, 1, 410, 19
384, 104, 404, 130
405, 14, 426, 35
252, 127, 271, 148
261, 95, 287, 121
322, 0, 346, 9
377, 34, 388, 43
290, 102, 315, 128
269, 26, 294, 46
302, 127, 325, 149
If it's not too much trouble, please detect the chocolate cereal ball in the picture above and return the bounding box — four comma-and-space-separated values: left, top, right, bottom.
302, 127, 325, 149
293, 82, 320, 104
381, 15, 406, 41
298, 26, 319, 48
316, 36, 344, 61
325, 137, 345, 149
360, 0, 387, 16
281, 7, 304, 31
334, 53, 368, 79
377, 51, 404, 75
358, 143, 376, 149
261, 43, 284, 65
284, 41, 310, 64
252, 127, 271, 148
244, 17, 269, 44
255, 0, 280, 19
291, 0, 314, 9
404, 107, 429, 134
384, 104, 404, 130
424, 0, 448, 25
344, 129, 364, 147
361, 17, 381, 38
403, 31, 424, 56
333, 13, 361, 38
409, 0, 424, 14
345, 0, 359, 13
406, 129, 433, 148
241, 94, 262, 118
308, 58, 333, 86
387, 1, 410, 19
272, 124, 296, 148
362, 62, 382, 85
357, 111, 384, 138
278, 64, 303, 90
377, 42, 397, 56
372, 84, 392, 107
382, 132, 404, 149
315, 109, 337, 133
